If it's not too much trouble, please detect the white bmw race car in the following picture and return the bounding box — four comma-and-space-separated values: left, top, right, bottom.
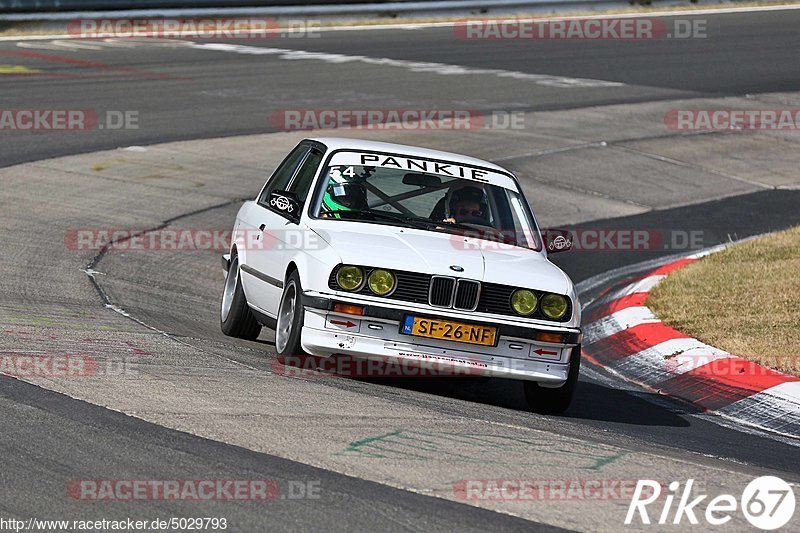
220, 138, 581, 413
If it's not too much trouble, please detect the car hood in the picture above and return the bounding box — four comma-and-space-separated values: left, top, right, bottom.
309, 220, 572, 295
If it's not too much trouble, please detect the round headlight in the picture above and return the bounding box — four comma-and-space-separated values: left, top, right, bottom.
336, 265, 364, 291
368, 269, 395, 296
511, 289, 538, 316
541, 293, 569, 320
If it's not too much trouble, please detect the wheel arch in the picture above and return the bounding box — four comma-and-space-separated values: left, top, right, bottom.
283, 254, 312, 291
284, 246, 339, 294
285, 261, 298, 282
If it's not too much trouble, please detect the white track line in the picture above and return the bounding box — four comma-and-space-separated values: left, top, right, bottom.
186, 41, 623, 88
717, 382, 800, 439
583, 305, 659, 342
17, 39, 104, 51
599, 274, 666, 304
650, 339, 731, 374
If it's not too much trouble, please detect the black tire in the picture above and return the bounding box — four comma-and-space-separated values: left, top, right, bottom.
220, 254, 261, 340
523, 345, 581, 414
275, 270, 304, 357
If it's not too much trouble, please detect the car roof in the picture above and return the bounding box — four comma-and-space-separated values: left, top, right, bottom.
309, 137, 514, 177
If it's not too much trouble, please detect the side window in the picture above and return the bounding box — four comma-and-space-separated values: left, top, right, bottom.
258, 145, 308, 205
287, 149, 323, 202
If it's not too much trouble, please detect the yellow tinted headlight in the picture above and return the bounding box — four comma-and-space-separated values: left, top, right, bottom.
336, 265, 364, 291
541, 293, 568, 320
368, 269, 395, 296
511, 289, 538, 316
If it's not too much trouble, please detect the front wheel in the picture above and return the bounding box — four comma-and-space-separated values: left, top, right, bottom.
220, 254, 262, 340
275, 270, 304, 357
523, 345, 581, 414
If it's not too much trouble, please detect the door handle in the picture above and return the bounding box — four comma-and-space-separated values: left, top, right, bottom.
259, 224, 266, 231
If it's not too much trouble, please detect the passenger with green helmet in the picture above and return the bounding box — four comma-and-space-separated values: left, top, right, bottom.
320, 167, 368, 218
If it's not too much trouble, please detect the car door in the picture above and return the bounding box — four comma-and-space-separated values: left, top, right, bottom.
238, 144, 309, 315
242, 144, 324, 316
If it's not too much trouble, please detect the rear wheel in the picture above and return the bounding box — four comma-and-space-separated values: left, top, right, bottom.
523, 345, 581, 414
275, 270, 304, 357
220, 254, 261, 340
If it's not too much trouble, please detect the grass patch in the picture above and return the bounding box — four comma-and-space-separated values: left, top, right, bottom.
648, 226, 800, 376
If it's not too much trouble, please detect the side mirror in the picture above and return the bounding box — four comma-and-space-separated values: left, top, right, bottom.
269, 190, 301, 222
543, 228, 573, 253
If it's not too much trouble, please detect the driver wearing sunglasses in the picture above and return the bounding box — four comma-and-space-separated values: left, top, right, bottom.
443, 185, 490, 225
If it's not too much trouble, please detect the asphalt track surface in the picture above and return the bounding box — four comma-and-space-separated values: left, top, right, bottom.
2, 9, 800, 168
1, 8, 800, 532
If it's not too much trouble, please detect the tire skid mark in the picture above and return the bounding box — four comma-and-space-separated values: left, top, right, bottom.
82, 196, 263, 372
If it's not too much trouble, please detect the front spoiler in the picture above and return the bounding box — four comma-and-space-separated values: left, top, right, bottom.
299, 308, 576, 384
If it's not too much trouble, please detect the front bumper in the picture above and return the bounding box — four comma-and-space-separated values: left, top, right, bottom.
299, 294, 580, 385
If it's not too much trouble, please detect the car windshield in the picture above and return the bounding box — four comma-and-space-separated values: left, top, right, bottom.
312, 162, 541, 250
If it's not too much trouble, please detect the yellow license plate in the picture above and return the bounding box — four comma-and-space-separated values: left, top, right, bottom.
401, 315, 497, 346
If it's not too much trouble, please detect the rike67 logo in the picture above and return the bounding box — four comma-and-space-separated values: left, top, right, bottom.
626, 477, 795, 530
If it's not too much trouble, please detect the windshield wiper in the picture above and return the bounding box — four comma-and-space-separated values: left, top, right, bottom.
437, 220, 480, 232
371, 212, 482, 234
361, 210, 500, 239
334, 209, 508, 240
343, 209, 438, 230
